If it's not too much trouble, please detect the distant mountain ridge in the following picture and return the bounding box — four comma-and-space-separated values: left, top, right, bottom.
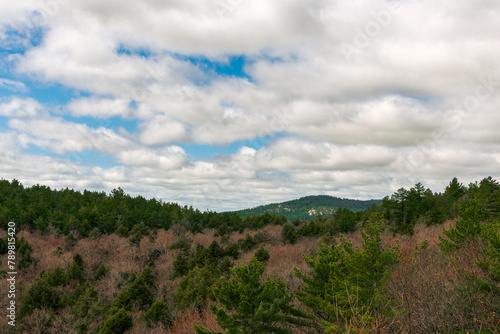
232, 195, 382, 221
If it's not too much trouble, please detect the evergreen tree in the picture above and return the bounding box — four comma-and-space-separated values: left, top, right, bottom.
19, 276, 61, 318
176, 265, 218, 310
295, 215, 399, 332
195, 259, 313, 334
172, 252, 189, 278
144, 301, 173, 327
98, 308, 133, 334
445, 177, 466, 201
281, 222, 298, 245
439, 198, 485, 253
253, 246, 270, 262
68, 253, 85, 282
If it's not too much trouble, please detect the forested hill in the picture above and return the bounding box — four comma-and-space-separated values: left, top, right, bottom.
232, 195, 382, 221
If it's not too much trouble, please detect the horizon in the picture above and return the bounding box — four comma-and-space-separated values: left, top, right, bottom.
1, 1, 499, 212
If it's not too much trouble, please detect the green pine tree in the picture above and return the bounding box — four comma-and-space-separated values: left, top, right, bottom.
295, 214, 400, 332
195, 259, 313, 334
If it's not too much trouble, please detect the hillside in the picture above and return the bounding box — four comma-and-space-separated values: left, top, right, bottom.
232, 195, 382, 220
0, 177, 499, 333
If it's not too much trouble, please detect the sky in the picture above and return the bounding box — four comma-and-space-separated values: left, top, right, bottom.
0, 0, 499, 212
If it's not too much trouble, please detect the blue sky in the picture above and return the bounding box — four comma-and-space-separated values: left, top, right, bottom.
0, 0, 499, 211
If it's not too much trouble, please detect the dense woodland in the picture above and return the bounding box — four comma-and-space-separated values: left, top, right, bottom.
0, 176, 500, 333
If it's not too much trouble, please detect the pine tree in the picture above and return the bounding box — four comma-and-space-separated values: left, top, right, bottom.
195, 259, 313, 334
295, 215, 399, 332
439, 198, 485, 253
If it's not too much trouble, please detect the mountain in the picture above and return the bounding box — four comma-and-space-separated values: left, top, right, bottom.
232, 195, 382, 221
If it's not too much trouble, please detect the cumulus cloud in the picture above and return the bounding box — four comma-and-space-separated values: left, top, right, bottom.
66, 97, 132, 119
117, 146, 188, 170
0, 97, 43, 118
138, 118, 188, 145
0, 0, 499, 210
7, 117, 131, 155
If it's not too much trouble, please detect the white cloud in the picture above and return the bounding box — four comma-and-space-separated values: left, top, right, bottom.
117, 146, 188, 170
1, 0, 500, 210
0, 97, 44, 117
138, 118, 188, 145
0, 78, 26, 92
66, 97, 132, 119
7, 117, 131, 155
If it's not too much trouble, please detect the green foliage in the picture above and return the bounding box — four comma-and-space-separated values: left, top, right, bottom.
219, 256, 233, 274
176, 265, 218, 310
176, 240, 236, 310
111, 266, 155, 312
72, 282, 106, 331
0, 234, 8, 254
342, 218, 400, 309
0, 179, 248, 235
238, 233, 258, 251
445, 177, 466, 201
19, 276, 61, 318
224, 242, 240, 259
281, 222, 298, 245
253, 246, 270, 262
172, 251, 190, 278
480, 221, 500, 283
195, 259, 313, 334
46, 266, 69, 286
207, 240, 224, 260
439, 199, 485, 253
68, 253, 85, 282
295, 215, 400, 331
190, 243, 209, 269
129, 221, 150, 245
169, 238, 191, 253
17, 236, 37, 270
93, 264, 109, 281
334, 207, 358, 233
144, 301, 173, 327
297, 217, 324, 237
98, 308, 133, 334
115, 224, 129, 237
381, 182, 448, 234
234, 195, 381, 221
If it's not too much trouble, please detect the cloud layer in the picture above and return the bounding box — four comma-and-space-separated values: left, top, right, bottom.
0, 0, 499, 211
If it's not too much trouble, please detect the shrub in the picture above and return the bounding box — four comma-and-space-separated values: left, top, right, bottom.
68, 253, 85, 282
98, 308, 133, 334
19, 277, 61, 318
239, 233, 258, 251
72, 282, 106, 330
176, 265, 218, 310
93, 264, 108, 281
46, 266, 69, 286
144, 301, 173, 327
169, 238, 191, 253
253, 246, 270, 263
223, 242, 240, 259
111, 266, 155, 312
18, 237, 37, 270
129, 222, 150, 245
281, 222, 298, 245
172, 252, 190, 278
